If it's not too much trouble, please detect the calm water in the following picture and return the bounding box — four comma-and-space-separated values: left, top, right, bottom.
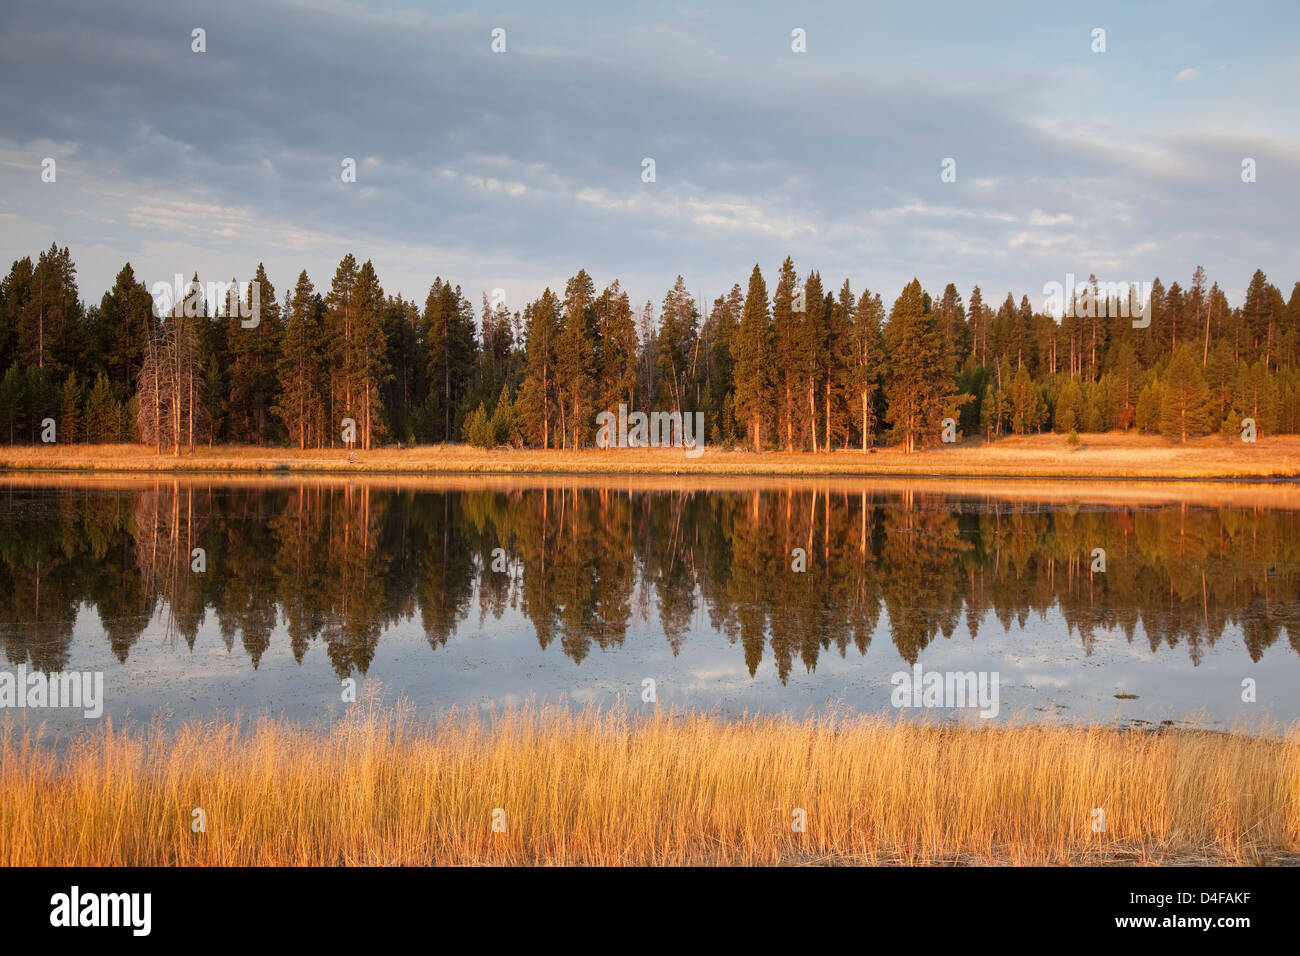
1, 478, 1298, 734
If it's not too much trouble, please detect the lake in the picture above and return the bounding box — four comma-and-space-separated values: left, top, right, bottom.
1, 476, 1297, 735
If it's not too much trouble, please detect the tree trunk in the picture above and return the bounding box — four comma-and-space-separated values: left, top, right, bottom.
825, 382, 831, 452
808, 383, 817, 453
862, 392, 868, 453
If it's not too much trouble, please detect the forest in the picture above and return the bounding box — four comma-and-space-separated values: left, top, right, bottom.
1, 243, 1298, 452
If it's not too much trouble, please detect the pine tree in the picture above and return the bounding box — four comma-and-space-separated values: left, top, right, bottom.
596, 281, 637, 417
227, 263, 281, 444
799, 271, 825, 450
702, 287, 740, 443
95, 263, 154, 402
489, 384, 514, 446
326, 255, 359, 447
883, 279, 963, 452
59, 371, 82, 443
556, 280, 596, 448
1008, 364, 1041, 434
966, 285, 985, 365
980, 382, 1005, 441
383, 293, 422, 442
826, 280, 856, 449
730, 265, 772, 452
17, 243, 82, 377
84, 371, 118, 444
275, 271, 324, 448
351, 260, 387, 449
1159, 345, 1213, 442
771, 257, 799, 450
1231, 358, 1281, 436
655, 275, 699, 416
517, 289, 561, 448
423, 278, 476, 443
1054, 378, 1082, 433
850, 290, 883, 451
0, 364, 23, 443
0, 257, 35, 374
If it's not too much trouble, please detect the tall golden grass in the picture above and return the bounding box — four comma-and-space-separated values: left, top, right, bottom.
3, 704, 1297, 866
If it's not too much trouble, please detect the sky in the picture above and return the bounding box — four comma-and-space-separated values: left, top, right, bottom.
1, 0, 1297, 319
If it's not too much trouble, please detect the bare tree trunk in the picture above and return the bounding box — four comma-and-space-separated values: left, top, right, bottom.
862, 392, 868, 453
807, 383, 817, 453
825, 382, 831, 452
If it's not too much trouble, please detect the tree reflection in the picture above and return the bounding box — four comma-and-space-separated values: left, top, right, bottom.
0, 482, 1297, 679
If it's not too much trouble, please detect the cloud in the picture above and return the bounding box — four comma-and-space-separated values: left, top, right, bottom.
1175, 67, 1201, 83
0, 0, 1295, 312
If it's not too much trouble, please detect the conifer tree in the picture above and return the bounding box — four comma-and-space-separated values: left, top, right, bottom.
850, 290, 883, 451
730, 266, 772, 452
1008, 364, 1041, 434
59, 371, 82, 443
326, 255, 359, 446
1159, 345, 1214, 442
1054, 378, 1082, 433
883, 279, 963, 452
227, 264, 281, 444
771, 257, 799, 450
276, 271, 324, 448
518, 289, 561, 448
799, 271, 826, 450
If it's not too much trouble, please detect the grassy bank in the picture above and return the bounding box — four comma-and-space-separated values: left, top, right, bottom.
3, 705, 1297, 866
1, 433, 1299, 479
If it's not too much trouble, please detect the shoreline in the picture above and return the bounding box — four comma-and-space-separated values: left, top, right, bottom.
3, 433, 1300, 481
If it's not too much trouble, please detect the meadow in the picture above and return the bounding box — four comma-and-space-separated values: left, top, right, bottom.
3, 704, 1297, 866
2, 433, 1299, 479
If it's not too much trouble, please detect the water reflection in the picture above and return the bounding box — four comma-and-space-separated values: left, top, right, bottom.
1, 479, 1297, 683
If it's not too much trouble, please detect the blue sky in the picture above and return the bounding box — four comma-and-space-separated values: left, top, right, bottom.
1, 0, 1296, 316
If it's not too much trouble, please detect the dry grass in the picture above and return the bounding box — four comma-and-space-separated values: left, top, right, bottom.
2, 433, 1299, 478
3, 704, 1297, 866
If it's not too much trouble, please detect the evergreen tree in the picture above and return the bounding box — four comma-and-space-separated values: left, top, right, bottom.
966, 285, 985, 365
731, 265, 772, 452
423, 278, 476, 443
883, 279, 965, 452
1231, 358, 1281, 436
1159, 345, 1214, 442
556, 277, 596, 448
0, 257, 35, 373
17, 243, 82, 377
0, 364, 23, 443
326, 255, 359, 446
275, 271, 325, 448
517, 289, 562, 448
799, 271, 826, 450
850, 290, 883, 450
227, 263, 281, 444
83, 371, 118, 444
95, 263, 154, 401
59, 371, 82, 443
351, 259, 388, 449
1008, 364, 1041, 434
1054, 377, 1082, 433
771, 256, 799, 450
